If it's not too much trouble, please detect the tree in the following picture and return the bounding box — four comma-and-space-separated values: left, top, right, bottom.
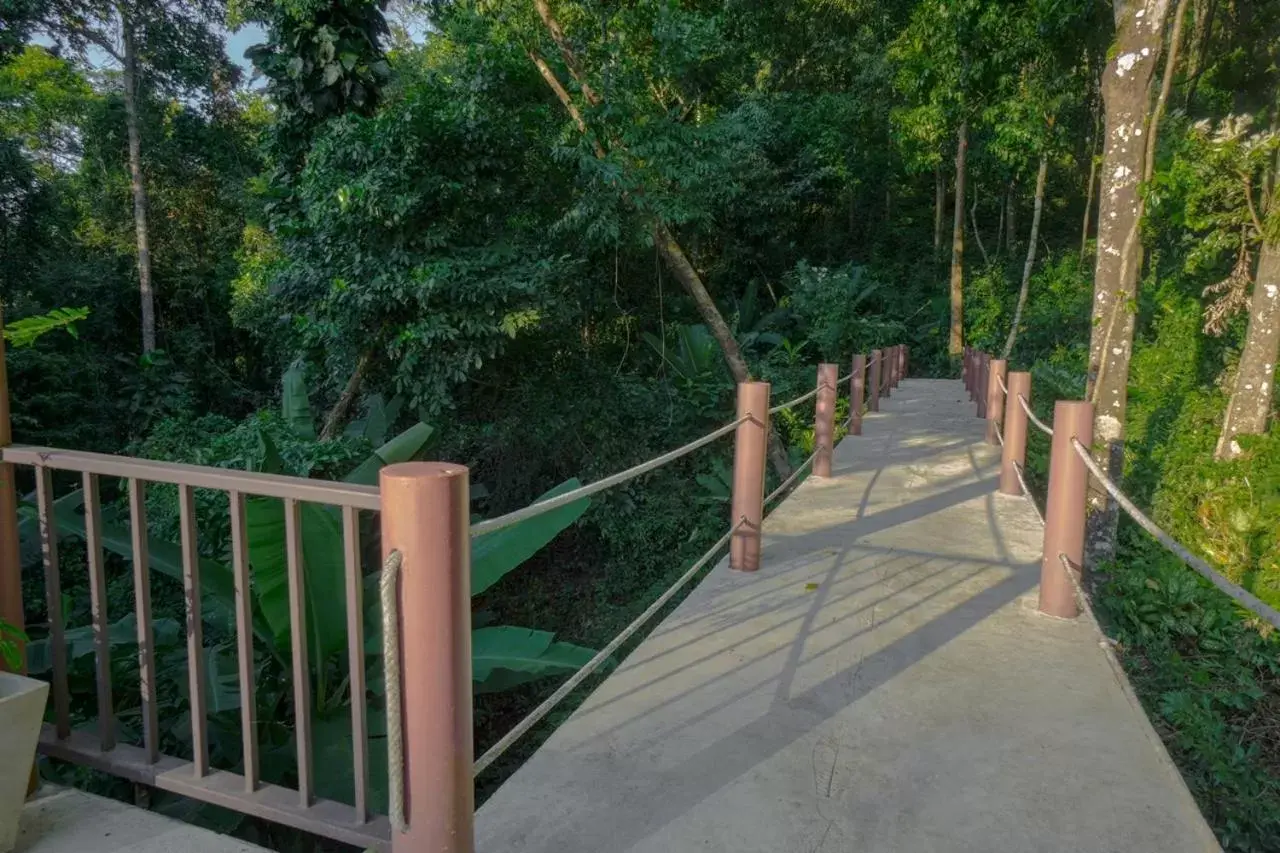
36, 0, 231, 353
949, 120, 968, 354
1083, 0, 1172, 569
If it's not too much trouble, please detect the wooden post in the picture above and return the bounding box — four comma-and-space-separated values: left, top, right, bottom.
0, 305, 23, 670
999, 372, 1031, 496
1039, 402, 1093, 619
849, 354, 866, 436
730, 382, 770, 571
813, 364, 837, 478
381, 463, 474, 853
868, 350, 882, 412
985, 358, 1007, 446
976, 353, 990, 417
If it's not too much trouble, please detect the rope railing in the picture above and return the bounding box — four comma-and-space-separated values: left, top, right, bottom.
1011, 461, 1044, 527
765, 450, 819, 505
1068, 438, 1280, 630
380, 549, 407, 834
1020, 394, 1053, 436
471, 415, 750, 536
473, 519, 743, 775
769, 386, 821, 415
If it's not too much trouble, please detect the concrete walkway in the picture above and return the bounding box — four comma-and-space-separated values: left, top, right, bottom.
15, 787, 269, 853
476, 379, 1221, 853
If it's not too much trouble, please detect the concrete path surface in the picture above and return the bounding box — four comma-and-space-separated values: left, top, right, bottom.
476, 379, 1220, 853
15, 786, 269, 853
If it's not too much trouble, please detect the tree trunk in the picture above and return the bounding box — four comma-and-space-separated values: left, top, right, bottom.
1084, 0, 1172, 570
1216, 242, 1280, 459
1002, 157, 1048, 359
1144, 0, 1191, 183
121, 20, 156, 354
1004, 181, 1017, 253
970, 183, 991, 266
995, 189, 1006, 257
949, 120, 968, 356
527, 2, 790, 476
320, 351, 372, 441
1185, 0, 1217, 108
934, 163, 946, 258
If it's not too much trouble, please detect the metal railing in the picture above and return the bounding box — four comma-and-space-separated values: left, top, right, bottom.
965, 343, 1280, 631
0, 328, 907, 853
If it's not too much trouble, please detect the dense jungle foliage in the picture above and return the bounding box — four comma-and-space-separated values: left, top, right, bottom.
2, 0, 1280, 849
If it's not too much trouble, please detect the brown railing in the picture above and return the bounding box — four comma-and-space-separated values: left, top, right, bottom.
2, 446, 389, 848
962, 345, 1280, 631
0, 342, 909, 853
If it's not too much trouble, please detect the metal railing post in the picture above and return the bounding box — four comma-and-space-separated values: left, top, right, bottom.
730, 382, 770, 571
814, 364, 837, 478
1039, 401, 1093, 619
0, 305, 22, 669
849, 354, 866, 436
381, 462, 474, 853
985, 358, 1007, 446
999, 372, 1031, 496
867, 350, 882, 412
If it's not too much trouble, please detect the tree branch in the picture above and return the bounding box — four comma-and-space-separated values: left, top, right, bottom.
1243, 172, 1265, 237
534, 0, 601, 107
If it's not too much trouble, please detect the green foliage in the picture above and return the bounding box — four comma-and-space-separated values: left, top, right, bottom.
0, 616, 26, 670
472, 478, 591, 598
1097, 538, 1280, 853
783, 261, 898, 361
2, 306, 89, 347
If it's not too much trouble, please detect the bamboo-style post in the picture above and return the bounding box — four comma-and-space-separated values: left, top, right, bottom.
730, 382, 770, 571
985, 358, 1007, 446
382, 463, 474, 853
868, 350, 882, 412
813, 364, 838, 477
1040, 402, 1093, 619
849, 354, 866, 436
999, 372, 1031, 496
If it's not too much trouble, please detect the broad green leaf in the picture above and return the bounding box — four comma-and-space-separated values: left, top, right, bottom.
256, 427, 285, 475
343, 422, 435, 486
245, 497, 348, 662
471, 478, 589, 597
281, 363, 316, 440
312, 712, 388, 814
471, 626, 601, 694
49, 493, 275, 651
27, 613, 182, 674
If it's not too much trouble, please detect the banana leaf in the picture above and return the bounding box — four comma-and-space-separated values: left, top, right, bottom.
26, 612, 182, 674
281, 364, 316, 440
472, 626, 601, 694
471, 478, 590, 597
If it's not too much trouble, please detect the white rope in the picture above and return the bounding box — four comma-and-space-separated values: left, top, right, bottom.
765, 450, 819, 505
380, 550, 406, 834
769, 386, 820, 414
1019, 394, 1053, 436
1011, 461, 1044, 527
997, 373, 1008, 394
1056, 552, 1100, 629
1068, 438, 1280, 630
471, 415, 748, 536
473, 521, 742, 775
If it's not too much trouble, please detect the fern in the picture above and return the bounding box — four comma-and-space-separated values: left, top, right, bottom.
3, 307, 90, 348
